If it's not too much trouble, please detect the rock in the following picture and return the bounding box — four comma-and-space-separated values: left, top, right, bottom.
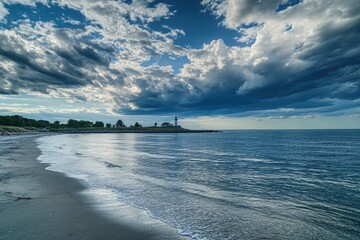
16, 197, 32, 200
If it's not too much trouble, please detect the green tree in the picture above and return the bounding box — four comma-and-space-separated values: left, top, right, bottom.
116, 119, 125, 128
35, 120, 50, 128
67, 119, 79, 128
66, 119, 92, 128
52, 121, 61, 129
11, 115, 25, 127
78, 120, 92, 128
134, 122, 142, 128
154, 122, 157, 127
0, 115, 52, 128
106, 123, 111, 128
93, 121, 104, 128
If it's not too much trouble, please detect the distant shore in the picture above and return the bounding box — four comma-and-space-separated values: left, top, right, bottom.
0, 136, 189, 240
54, 128, 220, 134
0, 126, 219, 135
0, 115, 218, 135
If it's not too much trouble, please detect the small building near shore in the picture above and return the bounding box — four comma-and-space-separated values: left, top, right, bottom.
161, 122, 173, 127
161, 117, 179, 128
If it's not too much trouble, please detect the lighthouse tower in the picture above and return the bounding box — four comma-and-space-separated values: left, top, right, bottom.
174, 116, 178, 127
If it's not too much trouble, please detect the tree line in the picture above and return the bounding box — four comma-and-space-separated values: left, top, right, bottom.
0, 115, 141, 129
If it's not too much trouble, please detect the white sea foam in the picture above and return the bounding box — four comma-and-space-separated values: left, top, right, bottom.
36, 134, 189, 239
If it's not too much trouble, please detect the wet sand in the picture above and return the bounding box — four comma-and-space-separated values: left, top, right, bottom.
0, 136, 188, 240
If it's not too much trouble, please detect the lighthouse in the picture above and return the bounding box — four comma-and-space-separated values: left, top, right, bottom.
174, 116, 178, 127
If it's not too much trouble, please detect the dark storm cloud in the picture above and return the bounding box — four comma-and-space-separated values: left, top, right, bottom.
0, 87, 17, 95
74, 46, 110, 66
56, 49, 85, 68
0, 47, 85, 86
0, 25, 118, 95
121, 75, 189, 114
299, 19, 360, 65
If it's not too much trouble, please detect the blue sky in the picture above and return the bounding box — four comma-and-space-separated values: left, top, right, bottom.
0, 0, 359, 129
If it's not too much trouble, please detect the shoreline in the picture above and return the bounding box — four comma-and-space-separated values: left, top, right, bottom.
51, 128, 219, 134
0, 135, 189, 240
0, 128, 220, 136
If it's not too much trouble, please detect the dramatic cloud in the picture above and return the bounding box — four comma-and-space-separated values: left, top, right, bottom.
0, 0, 359, 119
0, 0, 186, 104
181, 0, 360, 115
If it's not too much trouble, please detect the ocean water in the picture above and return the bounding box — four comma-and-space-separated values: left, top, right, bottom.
37, 130, 360, 240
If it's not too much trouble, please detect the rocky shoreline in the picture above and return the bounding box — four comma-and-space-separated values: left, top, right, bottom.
0, 130, 40, 136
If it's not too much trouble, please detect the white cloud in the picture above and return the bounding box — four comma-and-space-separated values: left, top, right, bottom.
202, 0, 283, 29
1, 0, 48, 7
0, 2, 8, 21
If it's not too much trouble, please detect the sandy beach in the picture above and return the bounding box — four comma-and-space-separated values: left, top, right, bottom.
0, 135, 188, 240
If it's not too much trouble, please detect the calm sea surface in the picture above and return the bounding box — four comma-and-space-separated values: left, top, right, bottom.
37, 130, 360, 240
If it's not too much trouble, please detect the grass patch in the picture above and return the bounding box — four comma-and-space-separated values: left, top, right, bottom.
0, 126, 27, 133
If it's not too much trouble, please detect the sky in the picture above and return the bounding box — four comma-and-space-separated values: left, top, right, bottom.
0, 0, 360, 129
